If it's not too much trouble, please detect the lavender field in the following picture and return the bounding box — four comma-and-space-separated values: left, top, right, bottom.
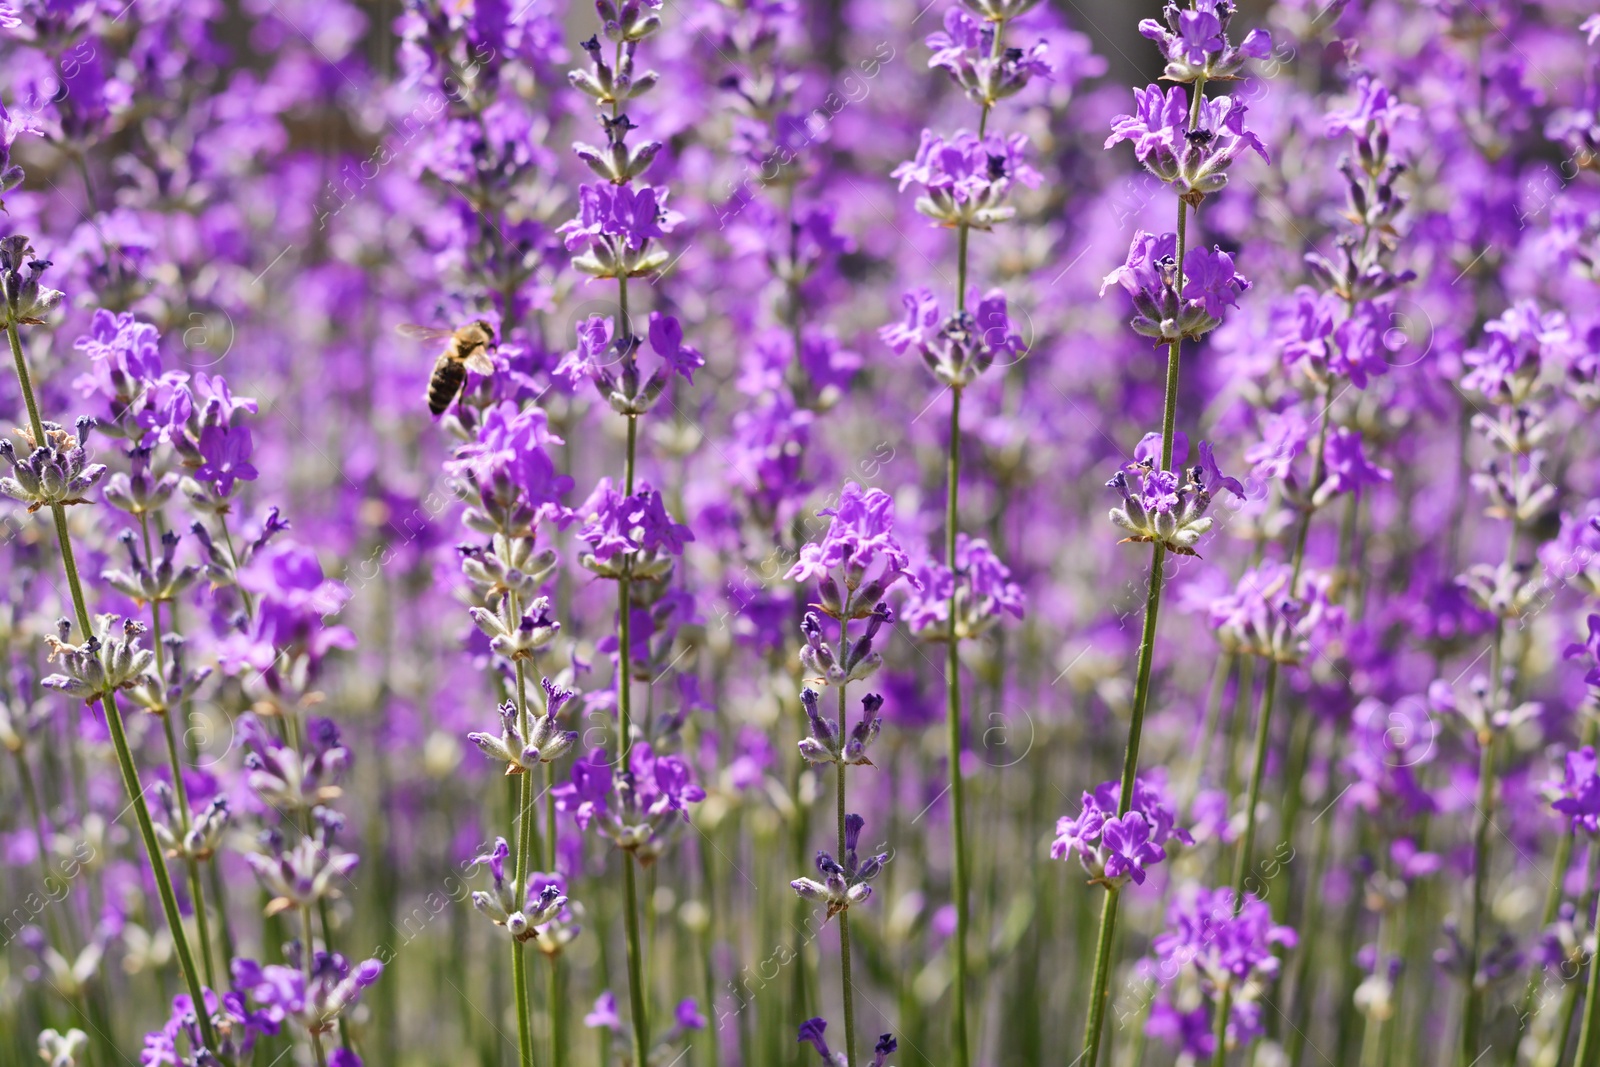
2, 0, 1600, 1065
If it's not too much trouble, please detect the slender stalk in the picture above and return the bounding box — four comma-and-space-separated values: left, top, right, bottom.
1553, 967, 1584, 1067
844, 607, 857, 1067
1573, 837, 1600, 1067
510, 643, 538, 1067
945, 384, 971, 1067
145, 570, 220, 992
7, 317, 218, 1053
216, 517, 255, 620
1359, 908, 1389, 1067
1463, 463, 1523, 1066
303, 905, 330, 1067
512, 935, 534, 1067
1510, 719, 1599, 1062
1212, 384, 1333, 1067
622, 855, 650, 1067
1082, 886, 1122, 1067
1083, 82, 1203, 1067
942, 19, 1007, 1060
616, 396, 649, 1067
549, 954, 567, 1067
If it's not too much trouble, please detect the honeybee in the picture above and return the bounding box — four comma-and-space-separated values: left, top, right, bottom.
397, 320, 497, 416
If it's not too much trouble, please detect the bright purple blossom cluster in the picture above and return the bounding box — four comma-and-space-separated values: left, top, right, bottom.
1146, 887, 1297, 1059
1102, 230, 1251, 341
1051, 776, 1193, 886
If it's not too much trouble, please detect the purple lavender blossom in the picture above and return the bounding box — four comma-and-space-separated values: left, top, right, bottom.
786, 482, 921, 598
1147, 886, 1297, 1058
1101, 231, 1250, 341
892, 129, 1042, 229
880, 287, 1026, 386
1052, 776, 1192, 886
1105, 85, 1268, 198
576, 478, 694, 563
797, 1017, 897, 1067
1316, 427, 1392, 504
1138, 0, 1271, 82
900, 533, 1025, 635
1105, 431, 1243, 555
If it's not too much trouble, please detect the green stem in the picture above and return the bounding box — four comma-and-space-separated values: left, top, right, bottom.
1511, 720, 1599, 1062
145, 577, 219, 992
1082, 886, 1122, 1067
623, 854, 650, 1067
1211, 975, 1232, 1067
217, 517, 255, 620
1359, 908, 1387, 1067
837, 609, 858, 1067
844, 668, 857, 1067
511, 645, 538, 1067
304, 906, 330, 1067
513, 935, 534, 1067
942, 22, 1003, 1061
615, 400, 649, 1067
1084, 85, 1201, 1063
7, 316, 218, 1054
1465, 468, 1523, 1065
1572, 837, 1600, 1067
1230, 376, 1333, 903
549, 954, 567, 1067
946, 385, 971, 1067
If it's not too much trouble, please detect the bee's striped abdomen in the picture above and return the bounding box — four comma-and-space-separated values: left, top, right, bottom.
427, 353, 466, 416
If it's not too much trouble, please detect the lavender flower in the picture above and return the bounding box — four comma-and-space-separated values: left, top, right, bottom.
554, 743, 706, 863
1100, 231, 1249, 341
1548, 745, 1600, 832
900, 534, 1025, 637
467, 687, 578, 773
466, 596, 562, 663
37, 1029, 87, 1067
1105, 432, 1243, 555
1105, 85, 1268, 200
239, 714, 350, 811
790, 812, 889, 920
101, 529, 201, 607
0, 236, 64, 324
576, 478, 694, 577
1207, 563, 1345, 662
797, 1017, 898, 1067
467, 838, 570, 941
880, 288, 1025, 387
1051, 776, 1192, 886
797, 688, 883, 767
232, 949, 383, 1036
785, 482, 921, 605
246, 813, 359, 916
0, 418, 107, 513
892, 129, 1042, 229
1147, 887, 1297, 1058
40, 615, 154, 703
559, 182, 680, 280
138, 990, 275, 1067
926, 8, 1053, 105
1138, 0, 1271, 82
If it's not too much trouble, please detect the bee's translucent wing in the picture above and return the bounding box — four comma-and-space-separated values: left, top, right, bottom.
396, 323, 454, 341
464, 351, 496, 375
